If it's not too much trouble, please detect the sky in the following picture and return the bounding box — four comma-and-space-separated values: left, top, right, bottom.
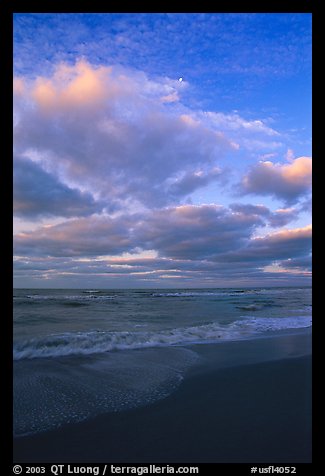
13, 13, 312, 289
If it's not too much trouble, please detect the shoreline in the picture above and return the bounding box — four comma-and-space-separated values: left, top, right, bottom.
14, 332, 312, 463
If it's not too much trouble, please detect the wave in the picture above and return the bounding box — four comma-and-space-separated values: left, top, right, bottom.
151, 290, 261, 298
238, 316, 312, 332
18, 294, 117, 302
236, 304, 263, 311
13, 316, 312, 360
235, 301, 282, 311
152, 292, 222, 297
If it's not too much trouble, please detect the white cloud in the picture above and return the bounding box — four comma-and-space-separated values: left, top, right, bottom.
205, 111, 280, 136
14, 60, 233, 212
285, 148, 295, 162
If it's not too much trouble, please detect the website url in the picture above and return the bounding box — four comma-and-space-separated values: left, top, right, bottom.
110, 465, 199, 475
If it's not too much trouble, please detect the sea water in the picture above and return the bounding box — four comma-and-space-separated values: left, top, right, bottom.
13, 287, 312, 436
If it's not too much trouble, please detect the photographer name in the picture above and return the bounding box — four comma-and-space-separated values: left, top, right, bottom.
51, 466, 100, 476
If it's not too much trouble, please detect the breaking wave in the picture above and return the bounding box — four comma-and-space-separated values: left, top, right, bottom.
13, 316, 312, 360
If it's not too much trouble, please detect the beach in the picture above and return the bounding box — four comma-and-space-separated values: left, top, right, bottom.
13, 331, 312, 463
13, 9, 312, 467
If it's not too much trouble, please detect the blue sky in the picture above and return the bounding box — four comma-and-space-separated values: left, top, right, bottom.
13, 13, 312, 288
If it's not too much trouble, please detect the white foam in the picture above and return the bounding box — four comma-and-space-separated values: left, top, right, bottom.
26, 294, 116, 301
13, 315, 312, 360
14, 347, 198, 436
238, 315, 312, 332
152, 292, 222, 297
152, 289, 264, 298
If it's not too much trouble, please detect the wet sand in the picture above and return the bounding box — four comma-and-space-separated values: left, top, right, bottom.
14, 333, 312, 463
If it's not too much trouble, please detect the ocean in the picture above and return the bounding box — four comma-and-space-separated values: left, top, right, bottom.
13, 287, 312, 438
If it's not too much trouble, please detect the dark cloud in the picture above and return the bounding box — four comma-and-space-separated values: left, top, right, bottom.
13, 204, 311, 286
14, 205, 261, 259
229, 203, 299, 228
266, 208, 299, 227
251, 226, 311, 260
216, 225, 312, 264
14, 215, 136, 257
14, 157, 103, 218
279, 256, 312, 272
229, 203, 270, 216
135, 205, 263, 260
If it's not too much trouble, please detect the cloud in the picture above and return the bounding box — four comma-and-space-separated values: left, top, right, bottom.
168, 167, 223, 197
299, 197, 312, 214
278, 255, 312, 272
205, 111, 280, 137
229, 203, 270, 217
13, 203, 265, 263
14, 156, 103, 218
13, 60, 291, 220
219, 225, 312, 264
13, 203, 311, 286
241, 156, 312, 203
12, 15, 312, 288
14, 205, 261, 260
31, 62, 108, 109
14, 14, 311, 87
159, 221, 311, 285
229, 203, 299, 228
285, 148, 295, 162
252, 225, 312, 258
134, 204, 264, 260
14, 215, 136, 257
266, 208, 299, 227
14, 204, 311, 264
14, 60, 234, 212
184, 110, 284, 154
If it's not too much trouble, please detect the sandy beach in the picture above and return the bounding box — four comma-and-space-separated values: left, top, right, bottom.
13, 331, 312, 463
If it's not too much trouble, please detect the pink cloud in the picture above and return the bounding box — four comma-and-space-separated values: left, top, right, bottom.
281, 157, 312, 184
241, 157, 312, 203
31, 61, 112, 110
13, 78, 25, 95
14, 60, 233, 210
254, 224, 312, 243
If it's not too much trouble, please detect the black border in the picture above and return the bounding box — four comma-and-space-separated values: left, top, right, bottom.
5, 1, 315, 471
2, 0, 14, 469
5, 1, 314, 13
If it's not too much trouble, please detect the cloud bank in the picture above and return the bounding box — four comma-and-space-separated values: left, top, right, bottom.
13, 60, 311, 287
14, 204, 311, 286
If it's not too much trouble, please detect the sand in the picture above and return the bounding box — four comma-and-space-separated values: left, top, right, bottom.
13, 332, 312, 463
